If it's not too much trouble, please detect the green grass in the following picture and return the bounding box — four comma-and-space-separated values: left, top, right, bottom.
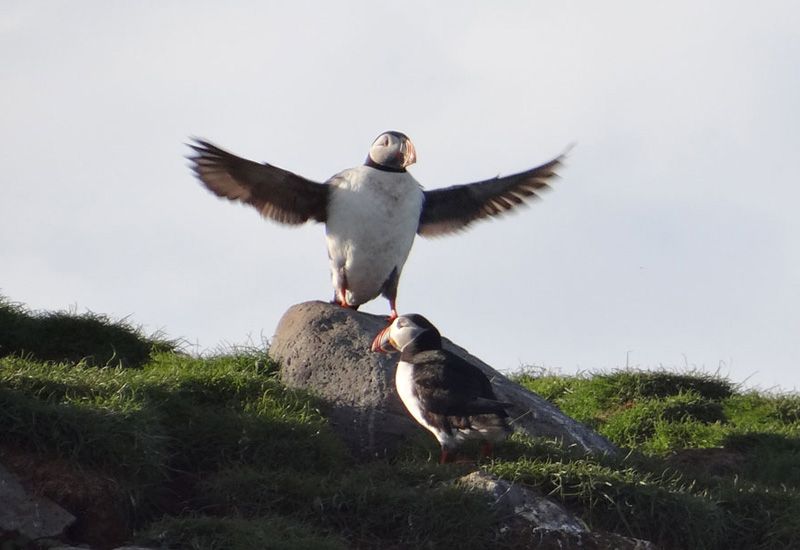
511, 368, 800, 548
0, 347, 499, 549
191, 461, 496, 549
487, 449, 724, 548
513, 368, 735, 428
0, 296, 174, 367
1, 294, 799, 548
514, 368, 800, 489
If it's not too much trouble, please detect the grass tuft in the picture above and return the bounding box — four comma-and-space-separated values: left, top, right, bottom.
601, 391, 726, 450
0, 295, 174, 367
515, 368, 734, 426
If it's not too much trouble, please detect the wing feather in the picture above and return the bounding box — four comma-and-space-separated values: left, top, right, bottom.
418, 152, 566, 237
187, 138, 329, 225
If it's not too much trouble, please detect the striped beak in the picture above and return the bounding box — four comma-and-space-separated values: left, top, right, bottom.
402, 139, 417, 167
371, 324, 396, 353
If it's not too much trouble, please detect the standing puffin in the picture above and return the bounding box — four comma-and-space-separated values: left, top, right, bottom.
188, 131, 564, 320
371, 313, 512, 463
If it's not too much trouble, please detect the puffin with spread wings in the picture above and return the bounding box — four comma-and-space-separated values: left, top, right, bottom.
188, 131, 564, 320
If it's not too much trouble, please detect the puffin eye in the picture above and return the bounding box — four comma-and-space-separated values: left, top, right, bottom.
381, 135, 390, 147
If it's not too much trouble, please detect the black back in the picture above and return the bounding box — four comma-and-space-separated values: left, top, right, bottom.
408, 349, 509, 419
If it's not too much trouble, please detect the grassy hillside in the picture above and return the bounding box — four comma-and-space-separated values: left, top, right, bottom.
1, 296, 799, 549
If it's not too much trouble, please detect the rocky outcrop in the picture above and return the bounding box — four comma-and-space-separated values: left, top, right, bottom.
0, 462, 75, 541
0, 452, 157, 550
270, 301, 618, 458
459, 471, 587, 535
459, 471, 656, 549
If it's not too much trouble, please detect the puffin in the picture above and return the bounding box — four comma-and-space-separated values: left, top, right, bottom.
371, 313, 512, 463
188, 131, 564, 320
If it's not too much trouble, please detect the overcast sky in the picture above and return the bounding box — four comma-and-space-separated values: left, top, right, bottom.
2, 2, 798, 390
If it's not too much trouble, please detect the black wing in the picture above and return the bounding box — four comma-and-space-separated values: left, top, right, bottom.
187, 138, 329, 225
417, 152, 566, 237
412, 351, 510, 417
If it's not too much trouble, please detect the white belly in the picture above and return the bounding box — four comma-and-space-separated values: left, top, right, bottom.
325, 166, 424, 305
395, 361, 441, 440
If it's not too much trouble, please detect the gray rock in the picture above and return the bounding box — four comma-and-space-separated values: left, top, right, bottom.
459, 471, 586, 534
0, 462, 75, 540
460, 471, 657, 549
270, 301, 618, 457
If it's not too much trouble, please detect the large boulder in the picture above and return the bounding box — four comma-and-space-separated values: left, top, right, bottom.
270, 301, 618, 458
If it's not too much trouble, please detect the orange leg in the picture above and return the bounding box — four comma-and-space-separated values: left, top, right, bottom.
334, 276, 358, 310
334, 269, 351, 308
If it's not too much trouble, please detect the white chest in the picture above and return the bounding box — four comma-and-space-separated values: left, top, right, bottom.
395, 361, 433, 432
326, 166, 423, 237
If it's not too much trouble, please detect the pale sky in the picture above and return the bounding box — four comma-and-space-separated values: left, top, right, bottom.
2, 2, 799, 390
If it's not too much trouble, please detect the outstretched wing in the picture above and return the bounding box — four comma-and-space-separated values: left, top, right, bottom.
187, 138, 329, 225
417, 152, 566, 237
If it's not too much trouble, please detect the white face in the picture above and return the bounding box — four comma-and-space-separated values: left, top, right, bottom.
368, 132, 417, 168
387, 315, 426, 351
371, 314, 426, 353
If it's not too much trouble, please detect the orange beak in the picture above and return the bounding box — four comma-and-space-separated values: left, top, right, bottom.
371, 325, 396, 353
403, 139, 417, 167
